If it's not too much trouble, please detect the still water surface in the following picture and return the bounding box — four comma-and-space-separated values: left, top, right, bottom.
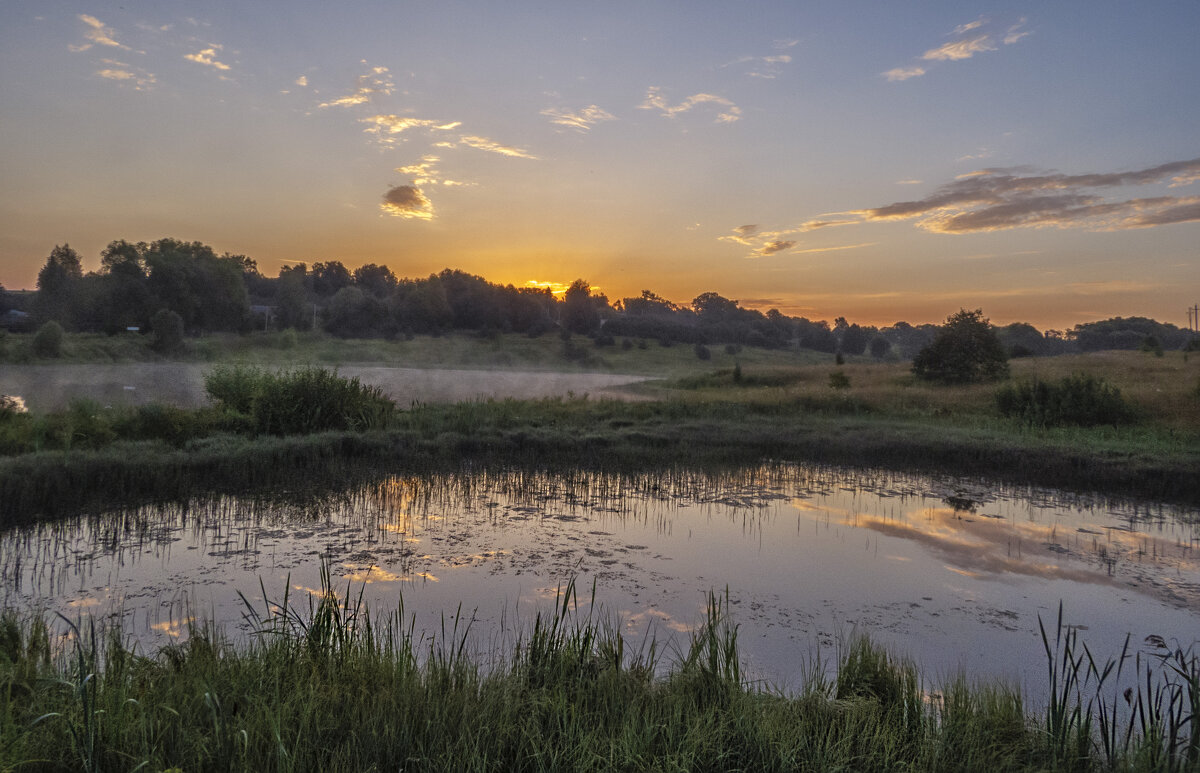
1, 464, 1196, 698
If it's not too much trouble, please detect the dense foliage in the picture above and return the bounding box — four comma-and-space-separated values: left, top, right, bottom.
204, 366, 396, 434
996, 374, 1137, 427
912, 309, 1010, 384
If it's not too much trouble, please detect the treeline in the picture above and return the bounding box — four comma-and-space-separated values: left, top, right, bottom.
1, 238, 1196, 357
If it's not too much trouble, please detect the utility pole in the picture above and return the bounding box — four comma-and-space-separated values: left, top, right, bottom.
1189, 304, 1199, 333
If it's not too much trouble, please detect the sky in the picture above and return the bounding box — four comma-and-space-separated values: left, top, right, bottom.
1, 2, 1197, 329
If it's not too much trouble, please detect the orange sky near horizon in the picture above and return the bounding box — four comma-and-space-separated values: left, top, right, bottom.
1, 3, 1197, 331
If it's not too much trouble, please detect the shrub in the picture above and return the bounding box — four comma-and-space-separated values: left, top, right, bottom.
150, 308, 185, 353
204, 365, 269, 414
829, 370, 851, 390
32, 321, 64, 358
996, 373, 1137, 427
205, 366, 395, 435
694, 343, 711, 360
913, 309, 1009, 384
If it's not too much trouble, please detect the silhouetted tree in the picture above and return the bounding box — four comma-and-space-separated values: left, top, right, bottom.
838, 321, 870, 356
34, 244, 83, 327
869, 335, 891, 359
796, 318, 837, 353
325, 286, 387, 337
143, 239, 249, 332
94, 240, 153, 333
691, 292, 739, 322
353, 263, 398, 296
563, 279, 600, 334
912, 308, 1009, 384
393, 275, 454, 333
275, 265, 312, 330
622, 290, 680, 316
312, 261, 353, 297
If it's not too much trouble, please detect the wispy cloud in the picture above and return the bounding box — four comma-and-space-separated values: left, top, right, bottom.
883, 66, 926, 82
640, 87, 741, 123
541, 105, 617, 132
360, 115, 462, 145
319, 64, 393, 108
184, 45, 231, 71
723, 41, 796, 80
719, 221, 870, 258
294, 75, 308, 87
456, 135, 538, 159
922, 35, 996, 61
1003, 19, 1031, 45
883, 17, 1029, 81
394, 155, 473, 187
95, 59, 155, 90
850, 158, 1200, 233
953, 18, 988, 35
70, 14, 131, 52
380, 185, 434, 220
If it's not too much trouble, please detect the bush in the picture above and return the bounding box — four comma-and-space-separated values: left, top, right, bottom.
828, 370, 850, 390
996, 373, 1137, 427
205, 366, 395, 435
204, 365, 269, 414
694, 343, 711, 360
912, 309, 1009, 384
32, 321, 64, 358
150, 308, 185, 353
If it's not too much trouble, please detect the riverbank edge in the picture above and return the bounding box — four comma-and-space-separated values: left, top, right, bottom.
2, 403, 1196, 523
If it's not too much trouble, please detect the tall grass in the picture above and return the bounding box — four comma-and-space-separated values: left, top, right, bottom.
1, 584, 1195, 771
204, 365, 397, 434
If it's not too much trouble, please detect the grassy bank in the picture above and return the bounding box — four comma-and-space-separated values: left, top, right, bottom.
1, 349, 1197, 520
2, 388, 1199, 522
1, 580, 1195, 772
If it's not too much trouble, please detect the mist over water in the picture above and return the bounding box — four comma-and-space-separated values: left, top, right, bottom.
2, 463, 1195, 703
0, 364, 648, 411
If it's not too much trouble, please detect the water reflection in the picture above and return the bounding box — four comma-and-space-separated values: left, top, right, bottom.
0, 464, 1196, 697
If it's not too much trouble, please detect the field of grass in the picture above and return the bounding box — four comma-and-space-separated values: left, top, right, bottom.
0, 575, 1194, 772
657, 350, 1200, 433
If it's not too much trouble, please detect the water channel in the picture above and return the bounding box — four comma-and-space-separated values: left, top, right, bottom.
1, 464, 1195, 701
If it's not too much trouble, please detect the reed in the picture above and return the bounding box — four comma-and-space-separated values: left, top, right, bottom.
1, 586, 1195, 771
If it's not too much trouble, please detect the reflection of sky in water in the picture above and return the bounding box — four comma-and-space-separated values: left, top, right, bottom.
0, 465, 1196, 702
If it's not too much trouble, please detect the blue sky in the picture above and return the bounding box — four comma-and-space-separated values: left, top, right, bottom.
1, 1, 1197, 327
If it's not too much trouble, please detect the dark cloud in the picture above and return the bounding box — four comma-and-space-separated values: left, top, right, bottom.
380, 185, 433, 219
858, 159, 1200, 233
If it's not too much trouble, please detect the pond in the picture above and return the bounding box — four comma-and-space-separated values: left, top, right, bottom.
0, 363, 648, 412
1, 463, 1196, 701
